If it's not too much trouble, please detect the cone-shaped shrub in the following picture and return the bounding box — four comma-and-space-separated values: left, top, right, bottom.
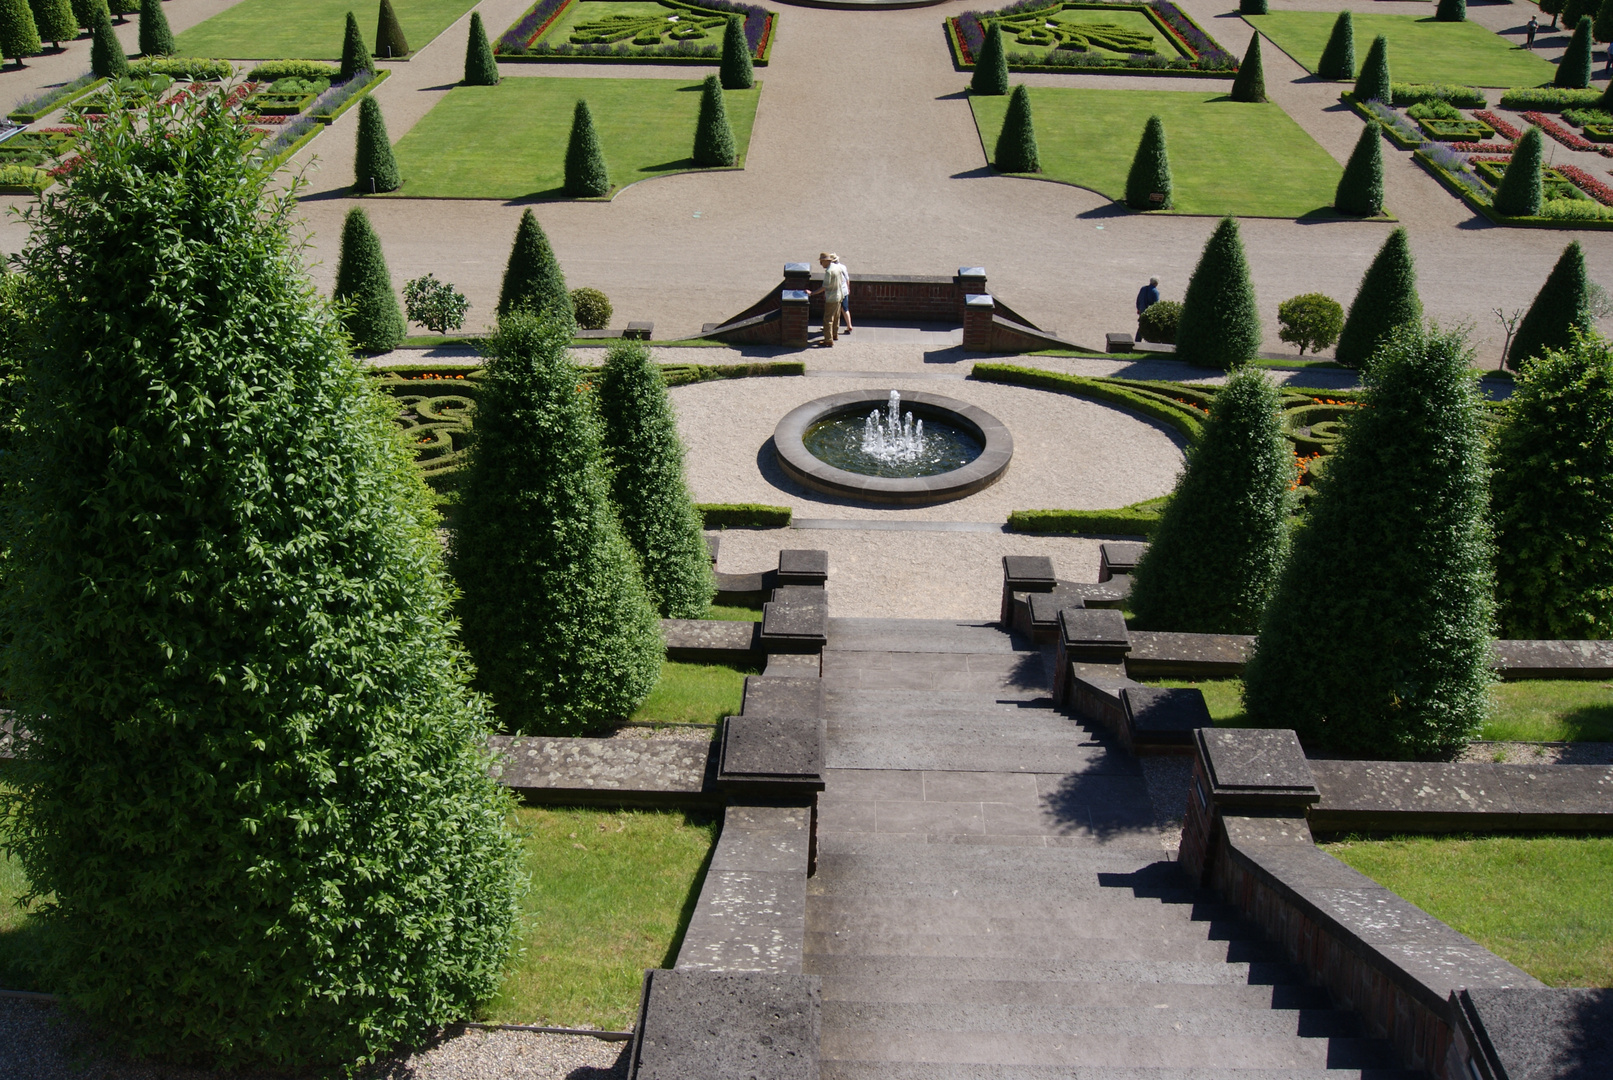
692, 74, 736, 168
1493, 125, 1543, 217
1124, 114, 1172, 210
1243, 325, 1493, 759
451, 312, 662, 734
1563, 0, 1595, 34
29, 0, 74, 46
1493, 331, 1613, 638
1334, 122, 1384, 216
1229, 34, 1266, 102
1317, 11, 1355, 79
993, 84, 1040, 172
597, 339, 715, 619
333, 206, 405, 351
374, 0, 407, 58
88, 2, 124, 75
564, 98, 610, 196
1509, 240, 1593, 368
340, 10, 372, 80
1435, 0, 1466, 22
353, 94, 400, 192
497, 208, 573, 322
719, 13, 752, 89
1354, 33, 1390, 102
1, 87, 520, 1071
1175, 217, 1261, 369
1240, 0, 1266, 14
1334, 227, 1421, 368
136, 0, 170, 55
1596, 0, 1613, 43
1130, 368, 1293, 635
463, 10, 497, 84
1558, 15, 1594, 87
971, 21, 1008, 95
1, 0, 42, 63
70, 0, 92, 30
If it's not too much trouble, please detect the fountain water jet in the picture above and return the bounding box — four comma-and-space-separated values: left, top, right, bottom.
861, 390, 926, 464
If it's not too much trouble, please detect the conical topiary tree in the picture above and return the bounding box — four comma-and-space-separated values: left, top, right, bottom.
1493, 330, 1613, 639
353, 94, 400, 192
1, 0, 42, 64
1125, 114, 1172, 210
1563, 0, 1595, 34
1243, 325, 1493, 760
1175, 216, 1261, 369
451, 312, 663, 735
1435, 0, 1466, 22
719, 13, 752, 89
333, 206, 405, 351
972, 21, 1008, 95
1229, 33, 1266, 102
564, 98, 610, 196
1129, 367, 1293, 635
692, 73, 736, 167
1240, 0, 1267, 14
1509, 240, 1593, 368
88, 2, 124, 75
993, 84, 1040, 172
136, 0, 170, 55
497, 208, 574, 322
597, 339, 715, 619
1334, 122, 1384, 216
1334, 227, 1420, 369
1557, 15, 1593, 87
70, 0, 92, 30
340, 10, 372, 81
2, 86, 520, 1072
463, 10, 497, 84
1493, 125, 1544, 217
1317, 11, 1355, 79
29, 0, 74, 47
1596, 0, 1613, 43
1354, 33, 1390, 102
374, 0, 407, 58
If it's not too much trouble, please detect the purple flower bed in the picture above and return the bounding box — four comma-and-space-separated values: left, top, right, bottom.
261, 114, 318, 159
955, 0, 1234, 70
496, 0, 568, 52
308, 73, 368, 119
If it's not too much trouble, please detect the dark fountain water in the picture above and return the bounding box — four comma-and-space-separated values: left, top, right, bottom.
802, 390, 984, 479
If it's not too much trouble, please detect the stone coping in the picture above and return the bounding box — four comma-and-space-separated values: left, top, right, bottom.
1309, 759, 1613, 833
772, 389, 1013, 506
487, 735, 719, 807
1452, 986, 1613, 1080
628, 968, 820, 1080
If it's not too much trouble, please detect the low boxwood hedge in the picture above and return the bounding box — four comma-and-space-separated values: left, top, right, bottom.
698, 502, 791, 527
1391, 82, 1484, 108
1498, 86, 1604, 112
247, 60, 342, 81
1007, 496, 1169, 536
127, 57, 232, 80
969, 363, 1207, 442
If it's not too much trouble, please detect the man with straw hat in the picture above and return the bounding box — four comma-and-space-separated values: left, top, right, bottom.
815, 252, 850, 347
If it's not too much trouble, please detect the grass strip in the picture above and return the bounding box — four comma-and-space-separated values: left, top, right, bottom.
177, 0, 480, 59
1247, 12, 1554, 88
629, 659, 754, 725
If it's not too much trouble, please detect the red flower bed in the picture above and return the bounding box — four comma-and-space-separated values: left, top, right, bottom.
1558, 162, 1613, 205
1474, 110, 1523, 141
1520, 110, 1613, 157
241, 114, 289, 124
1447, 141, 1513, 153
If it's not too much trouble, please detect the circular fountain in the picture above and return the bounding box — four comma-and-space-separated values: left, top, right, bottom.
773, 389, 1013, 505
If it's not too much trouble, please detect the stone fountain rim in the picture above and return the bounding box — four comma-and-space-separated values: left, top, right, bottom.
772, 388, 1014, 506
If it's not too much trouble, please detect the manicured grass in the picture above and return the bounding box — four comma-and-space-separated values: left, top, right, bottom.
968, 88, 1343, 219
707, 604, 763, 622
389, 78, 761, 200
490, 805, 716, 1027
1322, 834, 1613, 986
1247, 12, 1556, 88
630, 659, 755, 725
175, 0, 479, 59
1143, 677, 1249, 725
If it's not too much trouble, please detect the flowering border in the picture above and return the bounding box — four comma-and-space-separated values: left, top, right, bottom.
1519, 110, 1613, 158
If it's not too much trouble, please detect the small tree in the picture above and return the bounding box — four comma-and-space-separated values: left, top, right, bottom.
403, 273, 470, 335
1563, 0, 1595, 33
463, 10, 497, 84
1334, 121, 1384, 217
136, 0, 170, 55
564, 98, 610, 196
597, 339, 716, 619
1334, 227, 1421, 369
451, 313, 663, 735
1596, 0, 1613, 43
692, 74, 736, 168
374, 0, 407, 58
570, 286, 612, 330
1355, 33, 1390, 102
1243, 324, 1493, 759
88, 2, 124, 76
1175, 216, 1261, 369
353, 94, 400, 193
334, 207, 405, 351
1239, 0, 1267, 14
1317, 11, 1355, 79
719, 13, 752, 89
1509, 240, 1593, 368
1125, 114, 1172, 210
1435, 0, 1466, 22
1493, 126, 1544, 217
108, 0, 132, 22
340, 10, 372, 81
1, 0, 41, 65
28, 0, 74, 47
1229, 33, 1267, 102
1138, 299, 1181, 344
497, 208, 573, 322
971, 21, 1008, 95
1493, 331, 1613, 639
70, 0, 92, 30
1278, 293, 1344, 355
1558, 15, 1594, 87
993, 84, 1040, 173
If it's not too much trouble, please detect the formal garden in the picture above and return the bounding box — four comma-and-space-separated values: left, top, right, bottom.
948, 0, 1238, 74
494, 0, 775, 62
174, 0, 475, 58
1248, 10, 1555, 87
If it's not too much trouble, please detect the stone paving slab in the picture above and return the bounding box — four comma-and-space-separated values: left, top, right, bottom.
677, 804, 812, 974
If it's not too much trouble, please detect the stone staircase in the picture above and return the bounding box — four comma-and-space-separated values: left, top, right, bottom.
806, 618, 1419, 1080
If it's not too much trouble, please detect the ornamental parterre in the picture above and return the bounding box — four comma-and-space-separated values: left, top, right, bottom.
950, 0, 1236, 75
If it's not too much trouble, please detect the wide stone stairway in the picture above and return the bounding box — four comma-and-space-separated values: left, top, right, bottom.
805, 618, 1419, 1079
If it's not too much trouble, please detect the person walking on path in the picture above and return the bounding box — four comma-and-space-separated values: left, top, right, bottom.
834, 255, 853, 334
1526, 16, 1538, 47
1136, 276, 1160, 339
1605, 41, 1612, 74
816, 251, 850, 346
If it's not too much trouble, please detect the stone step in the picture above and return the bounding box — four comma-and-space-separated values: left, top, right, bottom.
804, 930, 1287, 965
806, 907, 1269, 944
825, 732, 1136, 774
806, 894, 1246, 928
821, 1063, 1422, 1080
821, 1001, 1367, 1039
809, 878, 1212, 907
809, 845, 1183, 881
817, 976, 1335, 1012
827, 619, 1029, 654
803, 953, 1311, 988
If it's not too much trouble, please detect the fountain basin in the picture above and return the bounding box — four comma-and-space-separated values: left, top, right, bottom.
773, 390, 1013, 505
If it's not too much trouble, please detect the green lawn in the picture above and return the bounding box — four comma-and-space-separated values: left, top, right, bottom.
630, 659, 755, 726
708, 604, 763, 622
175, 0, 478, 59
1247, 12, 1556, 88
390, 78, 761, 200
969, 88, 1344, 219
1323, 834, 1613, 986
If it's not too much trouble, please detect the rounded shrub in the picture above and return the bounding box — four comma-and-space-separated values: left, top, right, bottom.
0, 87, 522, 1071
1243, 324, 1494, 760
1125, 114, 1172, 210
1317, 11, 1355, 80
136, 0, 171, 56
1240, 0, 1267, 13
570, 286, 612, 330
353, 94, 400, 193
497, 208, 573, 322
29, 0, 75, 47
1355, 33, 1390, 102
450, 312, 663, 735
1335, 227, 1421, 369
1558, 15, 1594, 87
374, 0, 408, 57
334, 205, 405, 351
88, 2, 124, 76
1138, 299, 1181, 343
1130, 367, 1293, 635
1334, 121, 1384, 217
1493, 126, 1544, 217
1229, 33, 1266, 102
971, 21, 1008, 95
692, 74, 736, 168
1, 0, 41, 63
565, 98, 610, 196
340, 10, 373, 81
1509, 240, 1593, 368
463, 10, 498, 85
1435, 0, 1466, 21
1277, 293, 1344, 355
1175, 216, 1261, 370
403, 273, 469, 334
719, 13, 752, 89
993, 84, 1040, 173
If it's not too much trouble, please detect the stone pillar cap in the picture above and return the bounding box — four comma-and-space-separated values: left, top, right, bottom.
959, 266, 987, 277
781, 289, 810, 303
965, 293, 994, 307
784, 262, 811, 274
1195, 727, 1319, 807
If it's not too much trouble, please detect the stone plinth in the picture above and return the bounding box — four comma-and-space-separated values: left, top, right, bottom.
761, 587, 828, 653
777, 549, 829, 587
1119, 685, 1212, 753
1099, 541, 1148, 581
629, 969, 821, 1080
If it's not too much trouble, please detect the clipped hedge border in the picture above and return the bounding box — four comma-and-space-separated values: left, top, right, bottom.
128, 57, 233, 81
698, 503, 792, 528
1391, 82, 1485, 108
258, 69, 390, 173
661, 360, 805, 386
7, 75, 105, 124
1415, 146, 1613, 230
971, 363, 1206, 442
1497, 86, 1603, 112
1007, 500, 1165, 536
